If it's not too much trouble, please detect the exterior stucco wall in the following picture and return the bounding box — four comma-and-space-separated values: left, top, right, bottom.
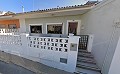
19, 19, 26, 33
108, 37, 120, 74
25, 15, 81, 35
81, 0, 120, 74
0, 19, 20, 28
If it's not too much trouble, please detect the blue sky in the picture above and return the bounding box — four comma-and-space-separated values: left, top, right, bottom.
0, 0, 98, 13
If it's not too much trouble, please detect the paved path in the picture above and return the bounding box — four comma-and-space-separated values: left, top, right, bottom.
0, 51, 73, 74
0, 61, 35, 74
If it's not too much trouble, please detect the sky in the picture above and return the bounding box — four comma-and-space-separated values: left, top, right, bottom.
0, 0, 100, 13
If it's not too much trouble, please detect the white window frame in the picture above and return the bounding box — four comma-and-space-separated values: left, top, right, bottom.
46, 23, 64, 34
29, 24, 43, 34
67, 20, 81, 35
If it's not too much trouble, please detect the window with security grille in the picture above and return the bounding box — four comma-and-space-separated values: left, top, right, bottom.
47, 24, 63, 34
8, 24, 17, 29
0, 24, 6, 28
30, 25, 42, 33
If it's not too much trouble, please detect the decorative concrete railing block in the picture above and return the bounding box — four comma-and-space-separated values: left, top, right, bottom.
0, 29, 20, 35
87, 34, 94, 52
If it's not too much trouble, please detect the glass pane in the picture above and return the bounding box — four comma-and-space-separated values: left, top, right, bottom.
30, 26, 42, 33
47, 24, 62, 34
0, 24, 6, 28
8, 24, 17, 29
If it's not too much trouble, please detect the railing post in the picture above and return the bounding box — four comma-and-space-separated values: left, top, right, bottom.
20, 33, 29, 57
19, 19, 26, 33
67, 35, 80, 72
87, 34, 94, 52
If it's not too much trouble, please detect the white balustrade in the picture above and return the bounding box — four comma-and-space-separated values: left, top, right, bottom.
0, 29, 20, 35
27, 36, 69, 52
0, 35, 21, 45
0, 34, 80, 73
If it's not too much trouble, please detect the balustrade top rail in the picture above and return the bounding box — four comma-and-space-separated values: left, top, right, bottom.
0, 35, 21, 45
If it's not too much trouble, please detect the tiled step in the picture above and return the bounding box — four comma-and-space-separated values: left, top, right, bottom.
78, 49, 91, 53
78, 52, 94, 58
76, 62, 101, 72
75, 67, 101, 74
77, 57, 96, 64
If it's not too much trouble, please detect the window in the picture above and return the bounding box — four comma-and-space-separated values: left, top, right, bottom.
8, 24, 17, 29
47, 24, 63, 34
0, 24, 6, 28
30, 25, 42, 33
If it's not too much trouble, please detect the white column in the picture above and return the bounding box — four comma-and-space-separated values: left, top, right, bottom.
67, 36, 80, 72
19, 19, 26, 33
87, 34, 94, 52
19, 33, 29, 58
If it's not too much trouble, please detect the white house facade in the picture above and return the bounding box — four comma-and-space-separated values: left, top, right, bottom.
0, 0, 119, 74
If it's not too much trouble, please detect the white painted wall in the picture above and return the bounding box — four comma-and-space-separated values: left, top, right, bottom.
19, 19, 26, 33
18, 1, 120, 73
80, 0, 120, 74
108, 36, 120, 74
0, 34, 80, 73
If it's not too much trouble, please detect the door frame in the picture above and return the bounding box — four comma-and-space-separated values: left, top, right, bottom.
67, 20, 81, 35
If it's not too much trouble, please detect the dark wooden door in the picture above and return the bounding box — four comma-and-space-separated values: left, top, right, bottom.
68, 22, 78, 35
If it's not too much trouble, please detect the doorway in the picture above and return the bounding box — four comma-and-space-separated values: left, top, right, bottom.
68, 22, 78, 35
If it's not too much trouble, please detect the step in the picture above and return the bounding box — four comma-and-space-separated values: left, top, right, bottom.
76, 62, 101, 72
75, 67, 101, 74
78, 52, 94, 58
78, 52, 92, 55
77, 57, 96, 64
78, 49, 91, 53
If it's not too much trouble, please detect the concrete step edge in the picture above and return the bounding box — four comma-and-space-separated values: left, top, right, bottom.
76, 64, 101, 72
77, 59, 96, 64
78, 54, 94, 58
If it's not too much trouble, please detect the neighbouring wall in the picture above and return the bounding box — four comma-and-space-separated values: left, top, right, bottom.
80, 0, 120, 74
0, 19, 20, 28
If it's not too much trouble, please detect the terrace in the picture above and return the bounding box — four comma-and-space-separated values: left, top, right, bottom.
0, 28, 101, 74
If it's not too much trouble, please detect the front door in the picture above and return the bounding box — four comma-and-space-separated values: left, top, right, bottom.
68, 22, 78, 35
